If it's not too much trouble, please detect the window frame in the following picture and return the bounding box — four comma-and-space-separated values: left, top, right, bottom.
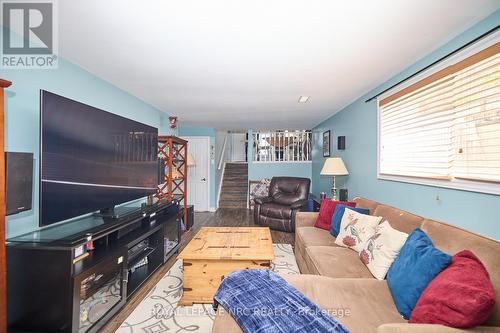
377, 32, 500, 196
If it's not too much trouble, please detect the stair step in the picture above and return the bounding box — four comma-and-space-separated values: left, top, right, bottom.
223, 179, 248, 184
223, 177, 247, 182
219, 197, 247, 201
219, 204, 247, 209
222, 182, 247, 187
225, 163, 247, 166
221, 188, 247, 194
219, 199, 247, 205
223, 178, 247, 182
223, 171, 248, 175
220, 197, 247, 203
226, 162, 248, 167
220, 189, 247, 194
224, 174, 248, 181
220, 193, 247, 199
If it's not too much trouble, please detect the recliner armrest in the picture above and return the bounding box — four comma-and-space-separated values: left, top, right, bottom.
290, 199, 308, 209
254, 196, 273, 205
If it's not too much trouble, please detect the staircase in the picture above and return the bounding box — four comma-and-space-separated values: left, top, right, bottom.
218, 163, 248, 209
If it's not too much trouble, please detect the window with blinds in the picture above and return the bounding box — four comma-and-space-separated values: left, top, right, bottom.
379, 42, 500, 191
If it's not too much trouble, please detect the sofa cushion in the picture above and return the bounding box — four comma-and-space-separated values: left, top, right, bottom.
352, 197, 380, 214
422, 219, 500, 327
296, 227, 337, 248
306, 246, 373, 278
295, 227, 337, 273
296, 212, 318, 229
410, 250, 496, 328
387, 228, 452, 320
335, 208, 382, 252
331, 205, 369, 237
373, 204, 424, 234
315, 199, 356, 230
212, 275, 406, 333
360, 221, 408, 280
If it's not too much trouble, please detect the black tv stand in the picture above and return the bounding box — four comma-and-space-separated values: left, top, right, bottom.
6, 199, 182, 333
96, 205, 141, 219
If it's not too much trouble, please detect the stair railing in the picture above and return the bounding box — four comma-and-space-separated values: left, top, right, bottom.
218, 133, 228, 170
216, 133, 229, 208
252, 130, 312, 162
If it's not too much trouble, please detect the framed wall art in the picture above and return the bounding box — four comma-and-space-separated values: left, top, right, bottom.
323, 130, 331, 157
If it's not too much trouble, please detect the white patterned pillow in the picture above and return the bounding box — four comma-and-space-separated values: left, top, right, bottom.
335, 208, 382, 252
359, 221, 408, 280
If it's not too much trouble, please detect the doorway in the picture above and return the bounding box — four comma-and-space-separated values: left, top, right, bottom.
182, 136, 210, 212
230, 132, 247, 162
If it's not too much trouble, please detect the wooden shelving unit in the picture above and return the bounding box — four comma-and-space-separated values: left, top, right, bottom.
0, 78, 11, 333
157, 136, 188, 230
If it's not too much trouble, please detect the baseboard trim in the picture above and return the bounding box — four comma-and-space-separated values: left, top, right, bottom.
208, 207, 216, 212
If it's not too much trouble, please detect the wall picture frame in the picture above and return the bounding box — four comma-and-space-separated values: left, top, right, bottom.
323, 130, 330, 157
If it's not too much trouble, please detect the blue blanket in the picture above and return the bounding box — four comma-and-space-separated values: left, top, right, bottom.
214, 269, 350, 333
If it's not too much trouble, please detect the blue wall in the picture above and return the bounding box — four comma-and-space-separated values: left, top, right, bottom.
2, 41, 172, 238
312, 11, 500, 239
249, 162, 312, 182
178, 126, 217, 209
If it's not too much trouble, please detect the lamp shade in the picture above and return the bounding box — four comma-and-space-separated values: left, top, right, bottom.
320, 157, 349, 176
187, 153, 196, 167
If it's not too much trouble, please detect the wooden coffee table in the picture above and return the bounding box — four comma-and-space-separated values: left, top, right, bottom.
177, 227, 274, 305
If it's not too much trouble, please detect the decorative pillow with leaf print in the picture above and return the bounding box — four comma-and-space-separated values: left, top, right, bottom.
359, 221, 409, 280
335, 207, 383, 253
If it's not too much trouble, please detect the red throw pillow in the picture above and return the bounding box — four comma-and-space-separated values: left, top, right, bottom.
409, 250, 496, 328
314, 200, 356, 230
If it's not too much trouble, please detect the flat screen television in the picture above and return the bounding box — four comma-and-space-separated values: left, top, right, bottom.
40, 90, 159, 227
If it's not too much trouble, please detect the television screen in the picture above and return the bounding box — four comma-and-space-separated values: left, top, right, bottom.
40, 90, 158, 227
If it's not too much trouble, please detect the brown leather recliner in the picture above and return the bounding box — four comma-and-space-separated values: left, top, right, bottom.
253, 177, 311, 232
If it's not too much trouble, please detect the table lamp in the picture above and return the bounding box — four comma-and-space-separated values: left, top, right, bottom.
187, 153, 196, 167
320, 157, 349, 201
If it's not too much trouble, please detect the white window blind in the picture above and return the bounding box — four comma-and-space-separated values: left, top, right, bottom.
379, 42, 500, 186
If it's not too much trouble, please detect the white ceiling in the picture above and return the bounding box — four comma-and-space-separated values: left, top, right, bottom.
58, 1, 499, 129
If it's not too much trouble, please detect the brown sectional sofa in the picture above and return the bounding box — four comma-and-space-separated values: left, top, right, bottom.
212, 197, 500, 333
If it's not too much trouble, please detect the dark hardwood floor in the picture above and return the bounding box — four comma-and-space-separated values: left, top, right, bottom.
100, 208, 294, 333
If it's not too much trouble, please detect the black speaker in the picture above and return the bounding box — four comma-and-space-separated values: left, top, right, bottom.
6, 152, 33, 216
186, 205, 194, 229
339, 189, 348, 202
338, 136, 346, 150
158, 158, 166, 185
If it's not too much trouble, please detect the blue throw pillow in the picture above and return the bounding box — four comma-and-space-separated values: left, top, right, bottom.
387, 228, 451, 319
330, 205, 369, 237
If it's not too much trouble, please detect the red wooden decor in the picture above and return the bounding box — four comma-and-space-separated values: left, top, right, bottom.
157, 136, 188, 230
0, 78, 12, 333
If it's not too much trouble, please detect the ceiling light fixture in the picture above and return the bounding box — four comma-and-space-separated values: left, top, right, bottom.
298, 96, 310, 103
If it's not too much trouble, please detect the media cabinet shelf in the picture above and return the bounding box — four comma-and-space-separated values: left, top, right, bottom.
6, 200, 181, 333
127, 258, 158, 296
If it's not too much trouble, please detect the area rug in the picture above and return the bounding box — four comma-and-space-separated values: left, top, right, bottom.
116, 243, 299, 333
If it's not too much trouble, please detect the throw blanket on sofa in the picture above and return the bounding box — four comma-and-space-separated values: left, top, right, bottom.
213, 269, 350, 333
